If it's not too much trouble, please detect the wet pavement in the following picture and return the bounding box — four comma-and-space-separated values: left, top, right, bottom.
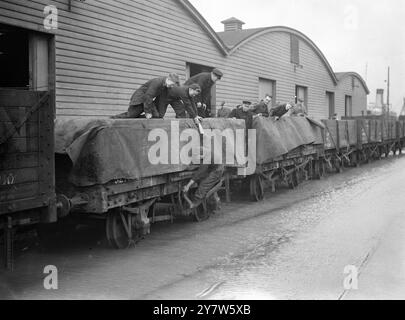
1, 155, 405, 300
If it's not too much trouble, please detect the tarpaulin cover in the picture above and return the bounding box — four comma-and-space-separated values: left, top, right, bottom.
253, 116, 324, 165
55, 118, 245, 187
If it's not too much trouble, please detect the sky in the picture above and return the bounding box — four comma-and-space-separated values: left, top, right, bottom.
189, 0, 405, 114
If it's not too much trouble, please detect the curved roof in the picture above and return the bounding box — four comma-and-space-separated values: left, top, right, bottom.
176, 5, 369, 93
335, 72, 370, 94
177, 0, 229, 56
217, 26, 339, 85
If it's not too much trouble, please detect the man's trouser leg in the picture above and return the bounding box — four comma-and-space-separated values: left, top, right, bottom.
170, 100, 187, 118
155, 96, 168, 118
194, 165, 225, 201
112, 104, 144, 119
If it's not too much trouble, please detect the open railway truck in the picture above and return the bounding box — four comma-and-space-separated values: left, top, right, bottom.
1, 97, 405, 270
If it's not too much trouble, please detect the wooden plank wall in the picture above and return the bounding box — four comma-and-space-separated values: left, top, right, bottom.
0, 0, 227, 118
335, 75, 368, 117
0, 0, 368, 120
219, 32, 337, 120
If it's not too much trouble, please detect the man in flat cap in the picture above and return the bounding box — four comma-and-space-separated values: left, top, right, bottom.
229, 101, 255, 129
112, 73, 180, 119
185, 68, 223, 118
166, 83, 202, 122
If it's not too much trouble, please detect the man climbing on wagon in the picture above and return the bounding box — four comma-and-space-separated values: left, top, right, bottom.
182, 146, 224, 212
269, 102, 294, 120
289, 98, 308, 117
251, 94, 272, 117
166, 83, 203, 122
228, 101, 255, 129
112, 73, 180, 119
185, 68, 223, 118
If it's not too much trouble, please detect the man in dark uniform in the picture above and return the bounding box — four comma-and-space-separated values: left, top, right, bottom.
112, 73, 179, 119
228, 101, 255, 129
269, 102, 293, 120
251, 94, 272, 117
166, 83, 202, 122
185, 68, 223, 118
182, 147, 224, 210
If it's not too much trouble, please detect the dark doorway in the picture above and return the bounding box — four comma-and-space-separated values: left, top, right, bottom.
188, 63, 213, 78
0, 23, 30, 89
345, 95, 352, 117
326, 91, 335, 119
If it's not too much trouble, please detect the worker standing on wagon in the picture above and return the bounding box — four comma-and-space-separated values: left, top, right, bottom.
112, 73, 180, 119
185, 68, 223, 118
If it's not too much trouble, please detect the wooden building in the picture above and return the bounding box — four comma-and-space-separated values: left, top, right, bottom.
335, 72, 370, 117
0, 0, 369, 120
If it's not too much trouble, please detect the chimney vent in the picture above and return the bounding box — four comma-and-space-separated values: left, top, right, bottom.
221, 17, 245, 32
376, 89, 384, 109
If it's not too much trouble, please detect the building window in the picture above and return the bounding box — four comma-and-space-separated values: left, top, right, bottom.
290, 35, 300, 65
345, 95, 353, 117
259, 78, 276, 107
326, 91, 335, 119
295, 85, 307, 105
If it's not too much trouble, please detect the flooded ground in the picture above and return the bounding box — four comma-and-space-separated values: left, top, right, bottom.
1, 155, 405, 300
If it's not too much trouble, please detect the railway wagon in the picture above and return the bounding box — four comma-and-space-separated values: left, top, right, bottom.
0, 89, 56, 269
227, 116, 325, 202
384, 119, 403, 156
54, 117, 245, 249
235, 116, 405, 203
322, 119, 358, 172
343, 116, 403, 160
399, 120, 405, 150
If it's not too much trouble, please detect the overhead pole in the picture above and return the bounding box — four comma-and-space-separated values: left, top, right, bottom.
387, 67, 390, 118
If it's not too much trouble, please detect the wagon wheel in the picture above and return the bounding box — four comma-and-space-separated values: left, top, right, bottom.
106, 209, 137, 250
288, 170, 299, 189
193, 202, 209, 222
250, 175, 264, 202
